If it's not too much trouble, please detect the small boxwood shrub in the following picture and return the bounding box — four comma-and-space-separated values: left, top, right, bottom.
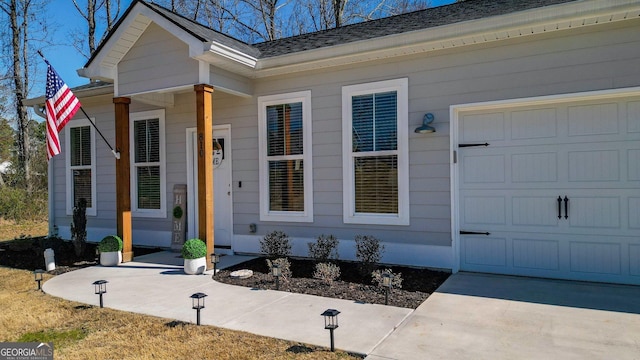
260, 231, 292, 259
97, 235, 123, 253
181, 238, 207, 259
313, 262, 341, 285
355, 235, 385, 275
307, 234, 339, 262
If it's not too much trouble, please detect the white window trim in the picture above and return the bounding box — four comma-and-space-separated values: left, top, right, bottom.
258, 91, 314, 222
342, 78, 410, 225
130, 109, 167, 218
65, 119, 97, 216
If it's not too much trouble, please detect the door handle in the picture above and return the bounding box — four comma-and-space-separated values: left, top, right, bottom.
557, 196, 562, 219
564, 196, 569, 219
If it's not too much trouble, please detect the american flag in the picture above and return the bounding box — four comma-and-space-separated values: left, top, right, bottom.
45, 60, 81, 160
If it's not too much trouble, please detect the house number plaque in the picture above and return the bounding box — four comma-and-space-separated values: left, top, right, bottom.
171, 184, 187, 252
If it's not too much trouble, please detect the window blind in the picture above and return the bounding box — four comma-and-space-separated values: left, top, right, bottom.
134, 119, 161, 210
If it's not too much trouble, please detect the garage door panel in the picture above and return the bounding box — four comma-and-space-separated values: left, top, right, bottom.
512, 197, 558, 226
568, 150, 620, 182
461, 113, 505, 142
630, 245, 640, 276
630, 197, 640, 229
463, 196, 505, 225
568, 103, 618, 136
462, 154, 505, 183
628, 149, 640, 180
569, 242, 621, 275
463, 236, 507, 267
569, 197, 620, 228
511, 152, 558, 182
513, 238, 560, 271
511, 108, 558, 140
626, 101, 640, 133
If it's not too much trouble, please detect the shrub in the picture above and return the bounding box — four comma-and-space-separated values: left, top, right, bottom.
307, 234, 339, 262
266, 257, 292, 283
313, 262, 341, 285
98, 235, 123, 252
354, 235, 385, 275
260, 231, 292, 259
371, 269, 403, 289
181, 238, 207, 259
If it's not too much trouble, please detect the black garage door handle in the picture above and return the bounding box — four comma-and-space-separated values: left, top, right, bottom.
564, 196, 569, 219
557, 196, 562, 219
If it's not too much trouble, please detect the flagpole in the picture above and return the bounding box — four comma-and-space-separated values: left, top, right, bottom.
38, 50, 120, 160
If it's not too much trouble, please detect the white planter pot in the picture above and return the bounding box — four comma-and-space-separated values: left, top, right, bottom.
184, 257, 207, 275
100, 251, 122, 266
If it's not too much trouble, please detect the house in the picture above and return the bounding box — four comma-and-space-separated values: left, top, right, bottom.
27, 0, 640, 285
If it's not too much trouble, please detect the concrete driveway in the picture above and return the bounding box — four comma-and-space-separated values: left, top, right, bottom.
367, 272, 640, 360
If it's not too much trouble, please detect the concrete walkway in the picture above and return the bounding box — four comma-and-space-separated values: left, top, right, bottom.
42, 251, 412, 356
43, 253, 640, 358
366, 272, 640, 360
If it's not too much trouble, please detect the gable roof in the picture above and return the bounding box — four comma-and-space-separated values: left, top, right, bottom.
80, 0, 640, 81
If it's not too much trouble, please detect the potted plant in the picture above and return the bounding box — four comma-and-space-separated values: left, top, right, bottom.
182, 238, 207, 275
98, 235, 123, 266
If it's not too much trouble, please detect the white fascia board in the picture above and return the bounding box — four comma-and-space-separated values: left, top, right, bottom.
253, 0, 640, 78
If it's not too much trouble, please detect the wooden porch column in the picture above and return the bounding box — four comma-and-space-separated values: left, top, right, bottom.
114, 97, 133, 262
195, 84, 215, 270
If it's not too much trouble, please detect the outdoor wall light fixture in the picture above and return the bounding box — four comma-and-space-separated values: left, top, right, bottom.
321, 308, 340, 352
272, 263, 281, 290
34, 269, 44, 291
382, 272, 394, 305
415, 113, 436, 133
190, 292, 207, 325
211, 253, 220, 277
249, 223, 257, 233
92, 280, 108, 308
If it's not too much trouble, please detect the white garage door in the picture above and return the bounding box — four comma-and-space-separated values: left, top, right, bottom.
456, 91, 640, 285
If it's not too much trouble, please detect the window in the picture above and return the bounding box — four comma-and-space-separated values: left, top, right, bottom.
130, 110, 166, 217
66, 120, 97, 216
258, 91, 313, 222
342, 78, 409, 225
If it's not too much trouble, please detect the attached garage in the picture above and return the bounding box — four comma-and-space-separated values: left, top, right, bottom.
451, 88, 640, 285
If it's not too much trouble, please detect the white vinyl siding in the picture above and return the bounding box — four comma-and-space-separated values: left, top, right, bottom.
342, 78, 409, 225
65, 120, 97, 216
258, 91, 313, 222
130, 110, 166, 218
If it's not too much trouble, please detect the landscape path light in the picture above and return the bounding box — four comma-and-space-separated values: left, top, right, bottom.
272, 263, 281, 290
382, 271, 394, 305
92, 280, 108, 308
211, 253, 220, 277
321, 308, 340, 352
34, 269, 44, 291
190, 292, 207, 325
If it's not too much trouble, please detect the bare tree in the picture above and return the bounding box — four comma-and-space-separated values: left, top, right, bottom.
72, 0, 121, 58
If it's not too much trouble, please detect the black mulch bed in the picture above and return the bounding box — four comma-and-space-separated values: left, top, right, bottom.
215, 257, 450, 309
0, 237, 162, 275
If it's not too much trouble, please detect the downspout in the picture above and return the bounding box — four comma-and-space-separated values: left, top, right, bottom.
33, 104, 55, 237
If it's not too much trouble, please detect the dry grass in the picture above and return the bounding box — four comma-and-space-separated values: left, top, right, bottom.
0, 267, 359, 359
0, 219, 48, 241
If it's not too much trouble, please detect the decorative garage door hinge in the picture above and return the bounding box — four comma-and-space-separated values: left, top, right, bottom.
460, 230, 491, 235
458, 142, 490, 148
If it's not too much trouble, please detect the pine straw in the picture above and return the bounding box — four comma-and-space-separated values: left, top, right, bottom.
0, 267, 359, 359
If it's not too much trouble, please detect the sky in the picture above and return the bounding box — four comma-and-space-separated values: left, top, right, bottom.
45, 0, 455, 89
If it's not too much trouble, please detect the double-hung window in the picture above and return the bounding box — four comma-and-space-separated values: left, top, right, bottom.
66, 119, 97, 216
342, 78, 409, 225
130, 110, 166, 218
258, 91, 313, 222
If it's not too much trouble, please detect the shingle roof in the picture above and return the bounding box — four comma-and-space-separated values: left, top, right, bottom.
253, 0, 579, 58
88, 0, 579, 67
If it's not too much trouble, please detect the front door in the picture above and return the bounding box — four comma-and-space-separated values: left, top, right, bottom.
187, 125, 233, 252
